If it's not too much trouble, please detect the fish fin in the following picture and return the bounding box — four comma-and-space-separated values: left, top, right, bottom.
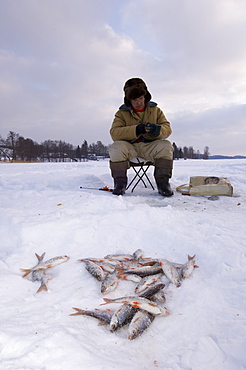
142, 261, 156, 266
36, 284, 48, 293
35, 252, 46, 261
188, 254, 196, 260
115, 267, 125, 276
100, 298, 112, 306
69, 308, 85, 316
98, 320, 108, 326
20, 269, 31, 277
120, 275, 128, 280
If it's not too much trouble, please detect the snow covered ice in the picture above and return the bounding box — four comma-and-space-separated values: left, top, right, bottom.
0, 158, 245, 370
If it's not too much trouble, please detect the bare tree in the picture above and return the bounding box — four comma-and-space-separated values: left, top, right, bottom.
203, 146, 210, 159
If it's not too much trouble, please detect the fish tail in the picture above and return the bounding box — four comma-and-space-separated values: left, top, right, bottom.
35, 252, 46, 261
20, 269, 31, 277
188, 254, 196, 260
116, 268, 125, 278
36, 284, 48, 293
116, 267, 122, 274
69, 307, 85, 316
100, 298, 113, 306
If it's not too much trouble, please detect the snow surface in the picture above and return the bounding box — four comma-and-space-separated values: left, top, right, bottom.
0, 158, 245, 370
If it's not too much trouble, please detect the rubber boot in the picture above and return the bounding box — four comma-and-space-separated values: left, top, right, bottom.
110, 161, 129, 196
154, 159, 174, 197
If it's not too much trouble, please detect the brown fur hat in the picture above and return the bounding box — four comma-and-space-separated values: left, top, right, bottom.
123, 78, 152, 106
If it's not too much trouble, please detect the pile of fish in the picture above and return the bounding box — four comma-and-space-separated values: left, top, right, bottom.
20, 253, 70, 293
70, 249, 198, 340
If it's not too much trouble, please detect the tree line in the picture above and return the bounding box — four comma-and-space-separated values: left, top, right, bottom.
0, 131, 109, 162
173, 142, 210, 160
0, 131, 209, 162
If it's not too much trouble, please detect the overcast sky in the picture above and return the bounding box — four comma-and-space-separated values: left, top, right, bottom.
1, 0, 246, 155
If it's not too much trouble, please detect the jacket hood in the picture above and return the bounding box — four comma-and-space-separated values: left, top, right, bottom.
119, 101, 157, 111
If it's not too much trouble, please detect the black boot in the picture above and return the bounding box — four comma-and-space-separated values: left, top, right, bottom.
154, 159, 174, 197
113, 175, 127, 195
155, 175, 174, 197
110, 161, 129, 196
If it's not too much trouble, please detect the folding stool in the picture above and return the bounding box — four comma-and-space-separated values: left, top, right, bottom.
126, 157, 155, 193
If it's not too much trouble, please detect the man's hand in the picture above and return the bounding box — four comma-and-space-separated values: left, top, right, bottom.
145, 123, 161, 136
136, 123, 146, 136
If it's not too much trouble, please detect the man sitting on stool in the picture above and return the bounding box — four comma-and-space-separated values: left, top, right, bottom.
109, 77, 174, 197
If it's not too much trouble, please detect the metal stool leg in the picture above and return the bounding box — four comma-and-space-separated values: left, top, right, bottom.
130, 166, 148, 192
126, 159, 155, 193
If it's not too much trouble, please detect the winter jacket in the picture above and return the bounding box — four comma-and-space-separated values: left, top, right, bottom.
110, 101, 172, 143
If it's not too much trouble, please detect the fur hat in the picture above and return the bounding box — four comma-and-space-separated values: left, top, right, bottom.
123, 78, 152, 106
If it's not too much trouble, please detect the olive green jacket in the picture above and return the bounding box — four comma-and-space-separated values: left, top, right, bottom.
110, 102, 172, 143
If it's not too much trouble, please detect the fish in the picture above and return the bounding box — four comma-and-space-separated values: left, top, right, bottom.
121, 265, 163, 278
29, 252, 46, 281
70, 307, 114, 324
104, 253, 135, 261
109, 304, 137, 332
78, 258, 119, 266
148, 290, 166, 305
128, 310, 155, 340
132, 249, 144, 260
181, 255, 198, 279
72, 250, 198, 340
83, 260, 106, 281
118, 273, 142, 283
21, 253, 53, 293
101, 296, 170, 316
35, 272, 52, 293
135, 273, 163, 294
159, 259, 181, 287
20, 255, 70, 277
30, 253, 52, 293
98, 262, 116, 273
138, 283, 165, 300
101, 270, 119, 294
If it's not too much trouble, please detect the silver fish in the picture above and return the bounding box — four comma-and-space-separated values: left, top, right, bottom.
149, 290, 166, 305
104, 253, 135, 261
101, 270, 119, 294
22, 252, 52, 293
132, 249, 144, 260
29, 252, 46, 282
109, 304, 137, 332
138, 283, 166, 300
83, 260, 106, 281
159, 259, 181, 287
78, 258, 119, 266
21, 255, 70, 277
99, 262, 116, 273
135, 273, 163, 294
181, 255, 198, 279
101, 296, 170, 316
70, 307, 114, 324
30, 253, 52, 293
128, 310, 155, 340
118, 273, 142, 283
122, 265, 163, 278
35, 272, 52, 293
